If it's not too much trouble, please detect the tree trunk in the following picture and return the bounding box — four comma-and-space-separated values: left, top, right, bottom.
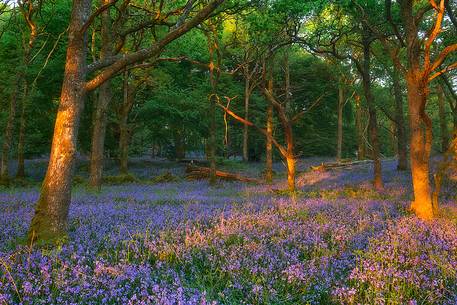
265, 102, 273, 183
209, 95, 217, 184
392, 67, 408, 170
286, 154, 295, 192
89, 83, 111, 187
16, 10, 37, 180
337, 83, 344, 162
1, 78, 19, 183
361, 32, 383, 190
119, 71, 130, 175
243, 78, 250, 162
28, 0, 90, 243
174, 129, 186, 160
355, 94, 366, 160
437, 84, 449, 152
89, 0, 113, 189
16, 82, 28, 179
406, 74, 434, 219
118, 117, 129, 175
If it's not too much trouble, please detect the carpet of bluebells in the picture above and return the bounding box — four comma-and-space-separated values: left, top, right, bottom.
1, 158, 457, 304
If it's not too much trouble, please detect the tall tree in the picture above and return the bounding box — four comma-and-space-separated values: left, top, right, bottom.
28, 0, 226, 243
357, 0, 457, 217
88, 0, 114, 189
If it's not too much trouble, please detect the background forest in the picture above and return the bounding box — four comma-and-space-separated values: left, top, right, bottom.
2, 0, 453, 168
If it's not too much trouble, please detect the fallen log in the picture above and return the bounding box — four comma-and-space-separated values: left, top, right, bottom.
185, 165, 260, 183
178, 159, 210, 166
311, 159, 374, 171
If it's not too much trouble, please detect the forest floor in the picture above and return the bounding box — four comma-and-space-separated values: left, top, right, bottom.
0, 158, 457, 304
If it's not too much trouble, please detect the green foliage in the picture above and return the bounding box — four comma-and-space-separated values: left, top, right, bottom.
0, 0, 454, 170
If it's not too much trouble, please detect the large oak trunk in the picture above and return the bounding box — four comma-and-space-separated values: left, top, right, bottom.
406, 74, 434, 219
28, 0, 90, 242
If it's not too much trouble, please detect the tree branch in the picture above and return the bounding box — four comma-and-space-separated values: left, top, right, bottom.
85, 0, 225, 91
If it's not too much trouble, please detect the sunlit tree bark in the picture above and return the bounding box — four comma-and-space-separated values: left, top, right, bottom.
28, 0, 90, 242
357, 0, 457, 218
400, 0, 456, 218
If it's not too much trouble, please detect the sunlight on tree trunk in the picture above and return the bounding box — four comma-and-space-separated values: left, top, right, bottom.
28, 0, 90, 242
286, 155, 295, 192
406, 74, 434, 219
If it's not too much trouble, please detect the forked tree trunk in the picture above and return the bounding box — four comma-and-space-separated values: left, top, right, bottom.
265, 102, 273, 183
336, 83, 344, 162
89, 0, 113, 189
406, 73, 434, 219
392, 67, 408, 170
28, 0, 90, 242
243, 78, 250, 162
1, 78, 19, 183
437, 84, 449, 152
